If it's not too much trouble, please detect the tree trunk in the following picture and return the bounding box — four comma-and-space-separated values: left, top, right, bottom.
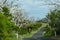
54, 31, 57, 37
16, 32, 18, 40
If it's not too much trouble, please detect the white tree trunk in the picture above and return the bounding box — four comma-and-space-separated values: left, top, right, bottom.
54, 31, 56, 37
16, 32, 18, 40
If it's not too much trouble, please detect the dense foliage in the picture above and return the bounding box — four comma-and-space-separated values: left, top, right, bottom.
19, 22, 42, 35
0, 6, 19, 40
0, 13, 16, 40
45, 9, 60, 36
2, 6, 13, 20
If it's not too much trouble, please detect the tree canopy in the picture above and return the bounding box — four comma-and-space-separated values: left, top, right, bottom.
46, 9, 60, 36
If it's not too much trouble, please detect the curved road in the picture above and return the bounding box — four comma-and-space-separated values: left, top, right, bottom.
23, 25, 59, 40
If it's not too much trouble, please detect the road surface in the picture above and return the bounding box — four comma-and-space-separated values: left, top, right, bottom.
23, 25, 59, 40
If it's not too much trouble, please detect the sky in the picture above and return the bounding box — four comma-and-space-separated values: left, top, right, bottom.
0, 0, 56, 20
18, 0, 54, 19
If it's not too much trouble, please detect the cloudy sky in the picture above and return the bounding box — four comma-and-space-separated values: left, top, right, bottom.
18, 0, 52, 19
0, 0, 56, 19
